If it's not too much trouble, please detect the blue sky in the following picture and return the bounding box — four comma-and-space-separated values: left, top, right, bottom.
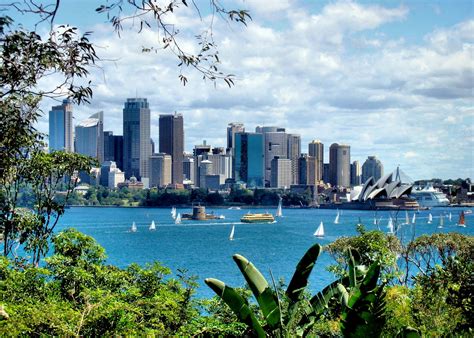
8, 0, 473, 180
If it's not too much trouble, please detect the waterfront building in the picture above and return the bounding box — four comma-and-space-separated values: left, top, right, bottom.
205, 174, 225, 190
183, 156, 195, 183
308, 140, 324, 183
75, 112, 104, 163
287, 134, 301, 185
199, 160, 213, 188
149, 153, 172, 187
271, 157, 292, 189
123, 98, 151, 180
362, 156, 384, 183
159, 113, 184, 184
49, 99, 74, 152
103, 131, 124, 170
351, 160, 362, 186
108, 167, 125, 188
234, 132, 264, 188
329, 143, 351, 188
100, 161, 117, 187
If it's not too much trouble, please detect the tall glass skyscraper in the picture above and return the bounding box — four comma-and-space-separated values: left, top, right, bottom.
329, 143, 351, 188
234, 132, 264, 187
49, 99, 73, 152
159, 113, 184, 184
75, 111, 104, 163
123, 98, 151, 179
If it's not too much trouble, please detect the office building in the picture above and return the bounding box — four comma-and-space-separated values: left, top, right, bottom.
49, 99, 74, 152
271, 157, 292, 188
199, 160, 213, 188
298, 154, 309, 185
193, 141, 211, 156
323, 163, 330, 183
234, 132, 264, 187
207, 153, 232, 179
308, 140, 324, 183
329, 143, 351, 188
362, 156, 384, 183
262, 129, 288, 185
123, 98, 151, 179
226, 122, 245, 153
159, 113, 184, 184
100, 161, 117, 187
183, 156, 195, 183
351, 160, 362, 186
75, 111, 104, 163
149, 153, 172, 187
103, 131, 124, 170
287, 134, 301, 185
108, 167, 125, 188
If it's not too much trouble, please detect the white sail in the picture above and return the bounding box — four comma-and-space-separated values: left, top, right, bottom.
373, 217, 377, 225
131, 221, 137, 232
412, 213, 416, 224
334, 210, 340, 224
149, 220, 156, 231
175, 213, 182, 224
405, 211, 410, 224
437, 215, 444, 229
171, 207, 177, 219
314, 221, 325, 237
428, 213, 433, 224
387, 217, 394, 234
275, 199, 283, 217
448, 212, 452, 222
229, 225, 235, 240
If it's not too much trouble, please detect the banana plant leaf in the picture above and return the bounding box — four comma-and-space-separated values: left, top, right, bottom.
205, 278, 266, 338
233, 254, 281, 330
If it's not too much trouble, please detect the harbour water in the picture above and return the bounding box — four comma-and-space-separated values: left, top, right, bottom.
56, 206, 473, 298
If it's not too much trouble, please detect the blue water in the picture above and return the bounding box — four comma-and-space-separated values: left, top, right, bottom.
56, 206, 473, 298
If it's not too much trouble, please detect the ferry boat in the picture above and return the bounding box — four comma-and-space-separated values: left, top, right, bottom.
410, 185, 449, 207
240, 213, 275, 223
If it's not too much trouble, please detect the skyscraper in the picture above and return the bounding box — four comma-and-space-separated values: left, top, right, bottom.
75, 111, 104, 163
123, 98, 151, 179
149, 153, 172, 187
271, 157, 292, 188
255, 127, 288, 185
49, 99, 73, 152
226, 122, 245, 154
234, 132, 264, 187
159, 113, 184, 184
287, 134, 301, 185
351, 160, 362, 186
362, 156, 384, 183
308, 140, 324, 183
329, 143, 351, 188
104, 131, 124, 171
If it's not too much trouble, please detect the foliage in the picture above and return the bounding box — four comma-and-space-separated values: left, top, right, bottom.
0, 229, 200, 336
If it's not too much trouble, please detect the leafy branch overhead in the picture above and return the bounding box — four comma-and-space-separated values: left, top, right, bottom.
95, 0, 251, 86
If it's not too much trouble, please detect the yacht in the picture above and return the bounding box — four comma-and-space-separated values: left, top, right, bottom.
240, 212, 275, 223
410, 185, 449, 207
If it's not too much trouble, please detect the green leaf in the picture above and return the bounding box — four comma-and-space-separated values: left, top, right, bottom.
232, 254, 281, 329
205, 278, 266, 337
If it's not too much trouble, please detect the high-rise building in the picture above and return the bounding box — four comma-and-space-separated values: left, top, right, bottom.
262, 130, 288, 185
234, 132, 264, 187
49, 99, 74, 152
287, 134, 301, 185
183, 155, 195, 183
271, 157, 292, 188
362, 156, 384, 183
227, 122, 245, 153
323, 163, 330, 183
149, 153, 172, 187
100, 161, 117, 187
75, 111, 104, 163
159, 113, 184, 184
193, 141, 211, 156
298, 154, 309, 185
329, 143, 351, 188
123, 98, 151, 180
108, 166, 125, 188
207, 153, 232, 179
199, 160, 213, 188
351, 160, 362, 186
103, 131, 124, 170
308, 140, 324, 183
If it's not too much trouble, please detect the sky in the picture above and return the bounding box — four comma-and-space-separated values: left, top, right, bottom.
9, 0, 474, 180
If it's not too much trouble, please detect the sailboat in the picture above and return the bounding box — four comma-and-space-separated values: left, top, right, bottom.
275, 198, 283, 217
387, 217, 394, 234
171, 207, 177, 220
412, 213, 416, 224
334, 210, 340, 224
405, 211, 410, 225
130, 221, 137, 232
448, 212, 452, 222
457, 211, 466, 228
427, 213, 433, 224
437, 215, 444, 229
149, 220, 156, 231
373, 216, 377, 225
175, 213, 182, 224
229, 225, 235, 241
314, 221, 324, 237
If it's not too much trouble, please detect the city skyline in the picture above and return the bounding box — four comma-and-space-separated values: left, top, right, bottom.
28, 0, 472, 180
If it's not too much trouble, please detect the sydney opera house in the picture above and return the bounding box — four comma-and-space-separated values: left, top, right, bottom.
335, 170, 421, 210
